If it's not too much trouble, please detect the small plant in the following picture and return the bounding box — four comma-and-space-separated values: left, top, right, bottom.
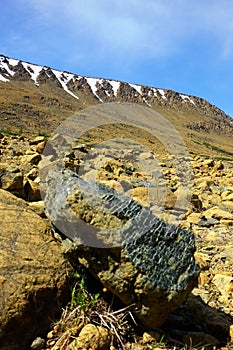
38, 130, 51, 137
0, 127, 23, 136
70, 272, 99, 311
48, 271, 137, 349
150, 335, 165, 349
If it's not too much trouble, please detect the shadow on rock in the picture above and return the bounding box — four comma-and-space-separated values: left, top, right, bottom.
162, 293, 233, 349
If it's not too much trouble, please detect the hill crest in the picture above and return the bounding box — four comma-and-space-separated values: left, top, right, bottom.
0, 54, 232, 159
0, 54, 230, 114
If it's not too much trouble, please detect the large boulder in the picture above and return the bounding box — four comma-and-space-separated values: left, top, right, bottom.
45, 170, 200, 328
0, 189, 73, 350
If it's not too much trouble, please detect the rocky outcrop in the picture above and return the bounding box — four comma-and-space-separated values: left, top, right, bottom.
11, 61, 32, 81
0, 189, 73, 350
0, 133, 233, 348
37, 68, 63, 88
44, 169, 200, 328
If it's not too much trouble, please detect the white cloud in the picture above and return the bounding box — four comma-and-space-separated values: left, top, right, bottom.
18, 0, 233, 61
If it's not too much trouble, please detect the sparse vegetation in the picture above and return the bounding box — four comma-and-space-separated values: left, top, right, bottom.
38, 130, 51, 137
150, 335, 166, 349
48, 270, 138, 349
70, 272, 100, 311
0, 127, 23, 136
203, 141, 233, 157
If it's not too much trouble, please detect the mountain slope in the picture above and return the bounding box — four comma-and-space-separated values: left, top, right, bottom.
0, 54, 232, 159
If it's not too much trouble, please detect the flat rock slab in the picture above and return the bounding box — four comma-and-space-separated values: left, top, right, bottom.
0, 189, 72, 350
45, 170, 200, 328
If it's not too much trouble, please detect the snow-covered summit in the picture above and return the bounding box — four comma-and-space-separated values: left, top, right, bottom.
0, 54, 198, 107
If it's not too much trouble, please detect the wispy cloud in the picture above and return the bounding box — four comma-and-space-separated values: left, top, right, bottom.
19, 0, 233, 62
1, 0, 233, 116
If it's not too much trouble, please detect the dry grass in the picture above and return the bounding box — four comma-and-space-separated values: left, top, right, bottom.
46, 273, 138, 349
44, 271, 222, 350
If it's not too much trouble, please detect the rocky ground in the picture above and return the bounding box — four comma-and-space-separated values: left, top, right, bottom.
0, 133, 233, 350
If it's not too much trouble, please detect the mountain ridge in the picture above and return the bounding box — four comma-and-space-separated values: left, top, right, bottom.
0, 53, 230, 114
0, 54, 232, 159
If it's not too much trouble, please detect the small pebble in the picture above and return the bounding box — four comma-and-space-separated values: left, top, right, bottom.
30, 337, 45, 350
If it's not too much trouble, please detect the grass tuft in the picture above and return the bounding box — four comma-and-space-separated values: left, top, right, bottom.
48, 271, 137, 349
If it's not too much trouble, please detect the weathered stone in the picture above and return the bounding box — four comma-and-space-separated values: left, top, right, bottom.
212, 274, 233, 300
198, 217, 219, 227
204, 207, 233, 220
27, 201, 45, 217
0, 164, 24, 197
32, 141, 46, 154
0, 189, 72, 350
205, 231, 219, 241
26, 167, 38, 180
142, 331, 159, 344
223, 200, 233, 211
230, 325, 233, 342
203, 159, 215, 167
45, 170, 200, 329
30, 337, 46, 350
127, 187, 151, 207
196, 179, 214, 190
24, 178, 41, 201
198, 272, 211, 286
20, 153, 41, 165
190, 193, 202, 211
214, 160, 224, 171
222, 192, 233, 201
194, 252, 211, 270
67, 324, 111, 350
220, 219, 233, 226
186, 212, 203, 224
29, 136, 45, 145
100, 179, 124, 192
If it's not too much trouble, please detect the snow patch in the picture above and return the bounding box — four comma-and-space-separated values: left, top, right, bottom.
0, 60, 15, 76
129, 83, 142, 95
58, 71, 75, 84
86, 77, 103, 101
8, 58, 19, 66
149, 88, 157, 97
157, 89, 166, 99
52, 69, 79, 100
22, 62, 43, 85
143, 97, 151, 107
109, 80, 120, 96
0, 74, 9, 82
180, 94, 195, 105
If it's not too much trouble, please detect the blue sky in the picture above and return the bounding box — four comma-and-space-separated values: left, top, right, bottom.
1, 0, 233, 117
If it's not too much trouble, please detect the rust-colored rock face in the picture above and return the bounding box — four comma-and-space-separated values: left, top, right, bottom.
0, 189, 72, 350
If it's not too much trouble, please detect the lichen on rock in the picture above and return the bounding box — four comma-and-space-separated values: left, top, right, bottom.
44, 169, 200, 328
